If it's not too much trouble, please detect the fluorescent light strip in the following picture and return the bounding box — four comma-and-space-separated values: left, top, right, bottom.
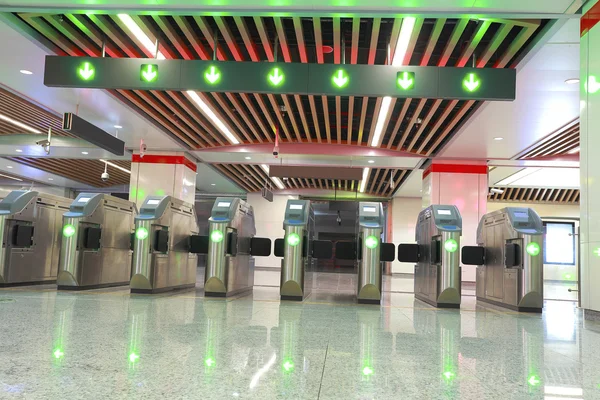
187, 91, 239, 145
117, 15, 238, 145
370, 17, 416, 147
0, 172, 23, 182
0, 113, 41, 134
260, 164, 285, 190
100, 159, 131, 174
359, 168, 370, 193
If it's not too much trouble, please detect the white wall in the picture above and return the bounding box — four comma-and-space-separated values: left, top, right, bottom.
247, 193, 298, 268
390, 197, 422, 274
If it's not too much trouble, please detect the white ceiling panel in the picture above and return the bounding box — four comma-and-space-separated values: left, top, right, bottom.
440, 19, 581, 160
0, 20, 181, 150
195, 163, 245, 194
394, 169, 424, 198
493, 166, 580, 188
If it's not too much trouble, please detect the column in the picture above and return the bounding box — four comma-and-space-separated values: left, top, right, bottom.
580, 0, 600, 319
129, 151, 197, 209
422, 161, 488, 282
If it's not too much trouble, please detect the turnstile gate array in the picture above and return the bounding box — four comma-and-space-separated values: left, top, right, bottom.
398, 205, 462, 308
57, 193, 136, 290
274, 200, 332, 301
335, 202, 395, 304
130, 196, 199, 294
0, 190, 71, 286
462, 207, 544, 313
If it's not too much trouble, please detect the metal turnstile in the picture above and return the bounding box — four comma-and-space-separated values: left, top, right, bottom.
130, 196, 199, 294
274, 200, 332, 301
462, 207, 544, 313
398, 205, 462, 308
0, 190, 71, 286
335, 202, 395, 305
201, 197, 271, 297
57, 193, 135, 290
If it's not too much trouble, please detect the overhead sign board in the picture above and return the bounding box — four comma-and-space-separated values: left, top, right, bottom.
44, 56, 516, 101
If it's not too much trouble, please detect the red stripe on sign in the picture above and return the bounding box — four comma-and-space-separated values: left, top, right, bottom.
582, 1, 600, 37
131, 155, 197, 172
423, 164, 488, 179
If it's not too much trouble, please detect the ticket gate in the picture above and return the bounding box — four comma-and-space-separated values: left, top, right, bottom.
335, 202, 395, 304
0, 190, 71, 286
273, 200, 332, 301
398, 205, 462, 308
195, 197, 271, 297
462, 207, 544, 313
131, 196, 199, 294
57, 194, 135, 290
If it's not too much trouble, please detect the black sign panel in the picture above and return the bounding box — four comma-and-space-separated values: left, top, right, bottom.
44, 56, 517, 101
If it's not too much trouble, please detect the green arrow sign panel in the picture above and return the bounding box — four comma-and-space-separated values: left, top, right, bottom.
44, 56, 516, 101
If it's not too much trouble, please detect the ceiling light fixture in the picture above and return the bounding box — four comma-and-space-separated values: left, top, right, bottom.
81, 151, 89, 155
211, 183, 216, 186
359, 168, 370, 193
490, 188, 504, 194
370, 17, 416, 147
245, 156, 252, 160
568, 147, 580, 154
116, 14, 239, 146
6, 166, 13, 169
0, 173, 22, 182
20, 69, 33, 75
48, 178, 54, 181
368, 160, 375, 164
565, 78, 580, 85
15, 149, 23, 153
0, 113, 41, 134
113, 125, 123, 129
99, 159, 131, 174
494, 137, 504, 141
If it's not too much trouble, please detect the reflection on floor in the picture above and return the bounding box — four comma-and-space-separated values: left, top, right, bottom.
0, 269, 596, 399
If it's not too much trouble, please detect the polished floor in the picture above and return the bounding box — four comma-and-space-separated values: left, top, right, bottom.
0, 271, 597, 399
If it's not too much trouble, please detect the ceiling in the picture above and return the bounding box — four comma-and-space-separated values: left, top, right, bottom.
0, 0, 586, 15
488, 186, 580, 204
11, 13, 547, 157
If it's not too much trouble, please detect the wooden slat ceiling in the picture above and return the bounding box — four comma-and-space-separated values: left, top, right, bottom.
0, 87, 71, 137
213, 164, 409, 197
14, 14, 547, 156
488, 187, 580, 204
519, 120, 579, 159
6, 157, 131, 188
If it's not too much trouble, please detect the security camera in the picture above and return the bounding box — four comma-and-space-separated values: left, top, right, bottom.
36, 139, 51, 155
101, 171, 110, 182
273, 144, 279, 158
139, 140, 147, 158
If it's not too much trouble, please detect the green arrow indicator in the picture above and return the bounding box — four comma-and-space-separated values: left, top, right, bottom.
362, 366, 374, 376
141, 64, 158, 82
211, 230, 224, 243
586, 76, 600, 94
527, 375, 540, 386
53, 348, 64, 359
268, 67, 284, 86
78, 62, 95, 81
365, 235, 379, 249
397, 71, 415, 90
332, 69, 349, 88
463, 73, 480, 92
129, 352, 140, 363
594, 247, 600, 257
526, 242, 540, 257
444, 239, 458, 253
205, 357, 215, 367
283, 360, 294, 372
287, 233, 300, 247
205, 66, 221, 84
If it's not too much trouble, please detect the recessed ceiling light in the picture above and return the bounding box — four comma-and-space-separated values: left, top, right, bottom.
565, 78, 580, 85
245, 156, 252, 160
211, 183, 216, 186
15, 149, 23, 153
114, 125, 123, 129
19, 70, 33, 75
81, 151, 89, 155
48, 178, 54, 181
368, 160, 375, 164
494, 137, 504, 141
6, 166, 13, 169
